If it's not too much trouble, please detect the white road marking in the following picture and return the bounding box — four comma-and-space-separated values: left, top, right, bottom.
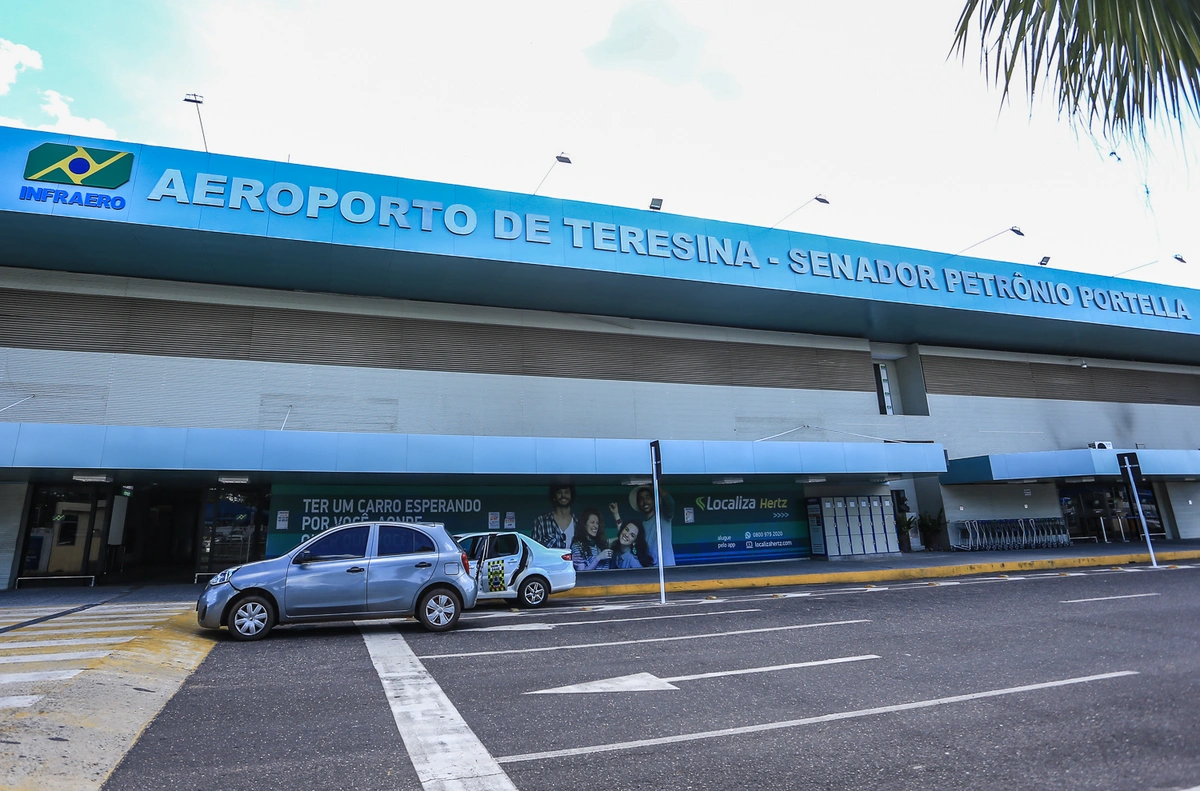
0, 669, 83, 684
0, 651, 110, 665
1061, 593, 1161, 604
358, 623, 518, 791
499, 671, 1140, 763
0, 695, 41, 708
527, 654, 881, 694
11, 624, 156, 636
419, 619, 870, 659
0, 636, 135, 650
469, 608, 761, 632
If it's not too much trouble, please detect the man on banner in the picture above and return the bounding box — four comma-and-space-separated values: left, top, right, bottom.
615, 485, 675, 566
530, 485, 577, 549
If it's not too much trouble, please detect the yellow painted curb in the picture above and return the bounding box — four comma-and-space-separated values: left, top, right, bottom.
557, 549, 1200, 598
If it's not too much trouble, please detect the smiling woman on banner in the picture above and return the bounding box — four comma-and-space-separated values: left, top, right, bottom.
570, 507, 613, 571
610, 518, 654, 569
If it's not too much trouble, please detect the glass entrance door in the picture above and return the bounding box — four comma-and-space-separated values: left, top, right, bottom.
20, 486, 109, 579
196, 488, 269, 575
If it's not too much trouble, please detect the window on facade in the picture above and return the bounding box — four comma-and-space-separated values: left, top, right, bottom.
874, 362, 895, 415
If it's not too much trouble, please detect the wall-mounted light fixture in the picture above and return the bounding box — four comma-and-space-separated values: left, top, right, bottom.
218, 475, 250, 485
73, 474, 112, 483
649, 198, 663, 211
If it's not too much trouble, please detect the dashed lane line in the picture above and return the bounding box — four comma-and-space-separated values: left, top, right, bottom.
497, 671, 1140, 763
359, 622, 519, 791
1061, 593, 1161, 604
419, 619, 871, 660
467, 608, 762, 632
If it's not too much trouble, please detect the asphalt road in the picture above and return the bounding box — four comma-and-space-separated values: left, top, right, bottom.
102, 566, 1200, 791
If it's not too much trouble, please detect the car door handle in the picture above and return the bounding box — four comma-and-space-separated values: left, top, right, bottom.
414, 561, 433, 568
347, 566, 365, 573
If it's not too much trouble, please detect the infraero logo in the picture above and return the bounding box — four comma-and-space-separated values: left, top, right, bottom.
23, 143, 133, 189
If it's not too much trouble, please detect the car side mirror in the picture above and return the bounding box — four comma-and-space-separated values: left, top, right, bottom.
294, 550, 312, 565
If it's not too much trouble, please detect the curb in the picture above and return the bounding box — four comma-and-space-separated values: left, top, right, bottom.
559, 549, 1200, 598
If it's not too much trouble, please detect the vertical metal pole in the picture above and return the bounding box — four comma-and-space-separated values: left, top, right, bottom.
650, 441, 666, 605
1122, 458, 1158, 567
194, 103, 208, 153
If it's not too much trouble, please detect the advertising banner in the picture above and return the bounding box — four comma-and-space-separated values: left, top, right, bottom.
268, 484, 809, 569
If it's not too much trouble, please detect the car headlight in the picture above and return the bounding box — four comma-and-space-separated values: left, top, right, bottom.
208, 567, 241, 586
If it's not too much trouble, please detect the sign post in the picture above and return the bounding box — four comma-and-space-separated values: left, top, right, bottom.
1117, 452, 1158, 568
650, 440, 667, 605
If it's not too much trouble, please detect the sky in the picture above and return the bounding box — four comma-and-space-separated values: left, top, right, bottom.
1, 0, 1199, 287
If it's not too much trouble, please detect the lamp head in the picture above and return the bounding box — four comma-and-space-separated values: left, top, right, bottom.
1174, 254, 1187, 264
649, 198, 663, 211
1039, 256, 1050, 266
1010, 226, 1024, 237
555, 153, 572, 164
183, 94, 204, 104
814, 194, 830, 205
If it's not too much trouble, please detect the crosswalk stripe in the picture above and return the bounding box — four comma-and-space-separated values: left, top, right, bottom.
0, 695, 41, 708
0, 636, 135, 650
0, 669, 83, 684
0, 651, 110, 665
10, 625, 157, 636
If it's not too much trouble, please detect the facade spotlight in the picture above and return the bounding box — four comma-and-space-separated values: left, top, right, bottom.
769, 194, 831, 229
183, 93, 208, 153
649, 198, 663, 211
533, 153, 572, 195
955, 226, 1026, 256
1039, 256, 1050, 266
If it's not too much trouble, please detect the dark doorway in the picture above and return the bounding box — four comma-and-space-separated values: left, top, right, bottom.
106, 488, 203, 583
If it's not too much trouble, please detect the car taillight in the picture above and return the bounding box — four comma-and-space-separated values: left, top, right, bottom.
561, 553, 572, 561
461, 551, 470, 572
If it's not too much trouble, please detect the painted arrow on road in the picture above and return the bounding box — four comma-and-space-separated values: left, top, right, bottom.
526, 654, 880, 694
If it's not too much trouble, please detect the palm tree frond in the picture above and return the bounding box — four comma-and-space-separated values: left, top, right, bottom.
951, 0, 1200, 143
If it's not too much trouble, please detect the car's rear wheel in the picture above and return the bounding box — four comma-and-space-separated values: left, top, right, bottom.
517, 576, 549, 608
416, 588, 462, 632
226, 594, 274, 641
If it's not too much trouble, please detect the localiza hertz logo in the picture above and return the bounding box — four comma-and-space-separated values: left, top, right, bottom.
24, 143, 133, 188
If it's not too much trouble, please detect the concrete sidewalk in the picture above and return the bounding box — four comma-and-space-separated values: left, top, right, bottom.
562, 539, 1200, 597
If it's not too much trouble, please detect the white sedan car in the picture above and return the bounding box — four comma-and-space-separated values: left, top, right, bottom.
454, 531, 576, 607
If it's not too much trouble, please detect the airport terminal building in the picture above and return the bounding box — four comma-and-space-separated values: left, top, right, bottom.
1, 126, 1198, 588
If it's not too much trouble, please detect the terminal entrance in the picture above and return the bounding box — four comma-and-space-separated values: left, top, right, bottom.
1058, 483, 1165, 543
18, 483, 269, 585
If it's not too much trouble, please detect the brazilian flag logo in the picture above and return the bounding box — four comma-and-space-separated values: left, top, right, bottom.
24, 143, 133, 189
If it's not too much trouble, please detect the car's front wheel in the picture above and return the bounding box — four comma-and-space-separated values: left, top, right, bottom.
517, 576, 549, 608
226, 594, 275, 641
416, 588, 462, 632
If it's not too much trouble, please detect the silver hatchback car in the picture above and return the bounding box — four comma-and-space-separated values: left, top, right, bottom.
196, 521, 478, 640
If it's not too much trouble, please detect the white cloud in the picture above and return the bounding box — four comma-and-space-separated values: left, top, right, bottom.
0, 37, 41, 95
0, 90, 118, 137
585, 1, 740, 100
34, 90, 117, 137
